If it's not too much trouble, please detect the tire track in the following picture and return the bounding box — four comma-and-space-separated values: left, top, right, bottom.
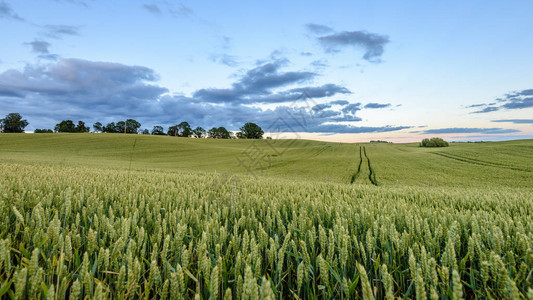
363, 147, 379, 186
350, 146, 363, 183
432, 152, 532, 173
351, 146, 378, 186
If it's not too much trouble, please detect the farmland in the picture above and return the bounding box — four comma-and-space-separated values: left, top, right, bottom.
1, 134, 533, 299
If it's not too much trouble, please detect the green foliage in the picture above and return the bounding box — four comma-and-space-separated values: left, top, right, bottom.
167, 122, 193, 137
0, 159, 532, 299
54, 120, 76, 132
34, 129, 53, 133
192, 126, 206, 138
151, 126, 165, 135
103, 119, 141, 133
239, 122, 264, 139
177, 122, 192, 137
0, 135, 533, 298
0, 113, 29, 133
208, 127, 231, 139
76, 121, 89, 133
420, 137, 449, 147
93, 122, 103, 133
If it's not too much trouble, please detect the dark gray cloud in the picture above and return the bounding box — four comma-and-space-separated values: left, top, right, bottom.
467, 103, 486, 108
305, 23, 334, 35
289, 84, 350, 99
423, 128, 520, 134
142, 4, 161, 14
0, 58, 397, 133
150, 97, 403, 134
193, 59, 319, 103
318, 31, 390, 62
330, 100, 349, 105
25, 40, 51, 54
0, 58, 168, 105
44, 25, 81, 38
364, 102, 391, 109
472, 106, 499, 113
501, 97, 533, 110
491, 119, 533, 124
342, 103, 361, 114
0, 1, 23, 21
470, 88, 533, 113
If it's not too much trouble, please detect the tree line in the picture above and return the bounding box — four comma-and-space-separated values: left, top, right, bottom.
0, 113, 265, 139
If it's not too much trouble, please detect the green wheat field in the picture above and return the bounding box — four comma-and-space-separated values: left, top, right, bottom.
1, 133, 533, 299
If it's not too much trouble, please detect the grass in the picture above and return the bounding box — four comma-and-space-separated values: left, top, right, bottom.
1, 133, 533, 299
1, 133, 532, 187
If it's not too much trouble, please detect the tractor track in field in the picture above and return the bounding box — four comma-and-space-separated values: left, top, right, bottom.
350, 146, 363, 183
351, 146, 378, 186
432, 152, 532, 173
363, 147, 379, 186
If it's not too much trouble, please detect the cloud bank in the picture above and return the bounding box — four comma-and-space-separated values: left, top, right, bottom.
470, 89, 533, 113
306, 24, 390, 63
0, 58, 409, 134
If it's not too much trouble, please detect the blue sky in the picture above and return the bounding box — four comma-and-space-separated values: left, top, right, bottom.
1, 0, 532, 142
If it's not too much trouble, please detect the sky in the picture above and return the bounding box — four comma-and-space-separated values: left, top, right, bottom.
1, 0, 533, 142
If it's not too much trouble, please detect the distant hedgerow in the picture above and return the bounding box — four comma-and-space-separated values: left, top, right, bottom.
420, 137, 449, 147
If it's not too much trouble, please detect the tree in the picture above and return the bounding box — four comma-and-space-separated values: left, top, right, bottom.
420, 137, 449, 147
34, 129, 53, 133
125, 119, 141, 134
116, 121, 126, 133
167, 125, 178, 136
0, 113, 29, 133
103, 122, 119, 133
141, 129, 150, 135
93, 122, 103, 132
151, 126, 165, 135
208, 127, 231, 139
76, 121, 89, 132
236, 131, 245, 139
192, 126, 206, 138
177, 121, 192, 137
240, 122, 264, 139
55, 120, 76, 133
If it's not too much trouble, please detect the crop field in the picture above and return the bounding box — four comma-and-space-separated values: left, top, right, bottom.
1, 134, 533, 299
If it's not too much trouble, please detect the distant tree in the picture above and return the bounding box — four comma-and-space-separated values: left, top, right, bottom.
116, 121, 126, 133
93, 122, 103, 132
76, 121, 89, 132
167, 125, 178, 136
208, 127, 231, 139
207, 127, 217, 138
141, 129, 150, 135
103, 122, 119, 133
151, 126, 165, 135
125, 119, 141, 134
0, 113, 29, 133
192, 126, 206, 138
240, 122, 264, 139
236, 131, 245, 139
34, 129, 53, 133
177, 121, 192, 137
55, 120, 76, 133
420, 137, 449, 147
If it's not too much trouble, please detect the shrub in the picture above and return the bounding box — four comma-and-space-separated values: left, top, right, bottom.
420, 137, 449, 147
